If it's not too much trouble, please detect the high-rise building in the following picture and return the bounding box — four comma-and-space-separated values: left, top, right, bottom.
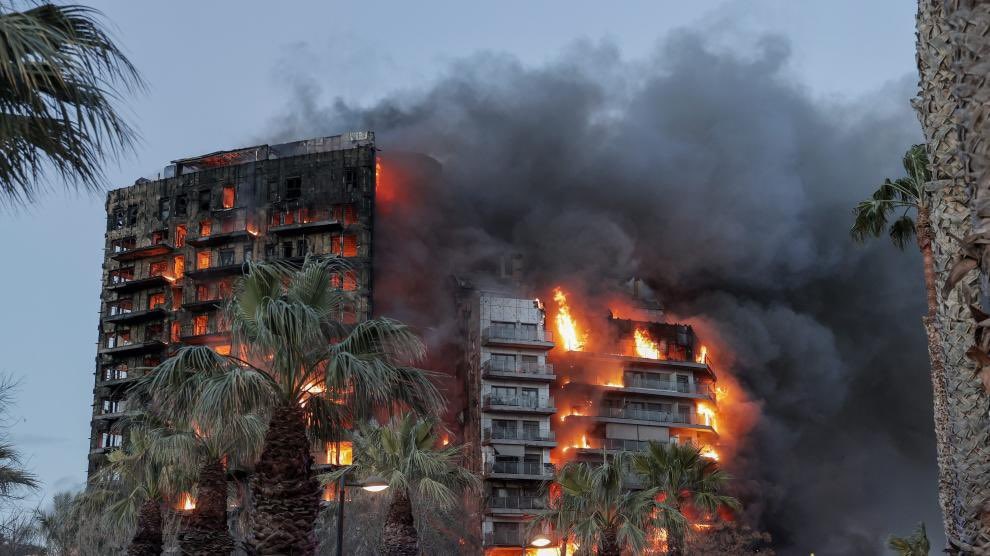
456, 279, 720, 555
89, 132, 377, 475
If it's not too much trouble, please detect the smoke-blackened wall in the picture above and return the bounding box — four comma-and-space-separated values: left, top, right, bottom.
268, 30, 935, 554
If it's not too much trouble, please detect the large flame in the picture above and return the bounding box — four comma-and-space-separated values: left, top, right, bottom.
553, 288, 584, 351
700, 446, 720, 461
326, 441, 353, 465
697, 402, 717, 431
696, 345, 708, 364
178, 492, 196, 511
634, 328, 661, 359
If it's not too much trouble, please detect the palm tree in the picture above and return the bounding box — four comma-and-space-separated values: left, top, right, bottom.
145, 256, 444, 554
912, 0, 981, 544
0, 441, 37, 500
320, 415, 479, 556
0, 4, 142, 207
935, 2, 990, 551
888, 522, 931, 556
631, 443, 739, 556
534, 451, 672, 556
33, 492, 78, 556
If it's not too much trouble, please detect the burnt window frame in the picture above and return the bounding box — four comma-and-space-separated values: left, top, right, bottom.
285, 176, 302, 200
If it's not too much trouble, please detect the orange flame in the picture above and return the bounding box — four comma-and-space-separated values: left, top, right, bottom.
326, 441, 353, 465
553, 288, 584, 351
700, 446, 720, 461
697, 402, 717, 431
178, 492, 196, 511
696, 345, 708, 364
634, 328, 661, 359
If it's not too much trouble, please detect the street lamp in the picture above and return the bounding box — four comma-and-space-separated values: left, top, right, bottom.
530, 534, 552, 547
335, 466, 389, 556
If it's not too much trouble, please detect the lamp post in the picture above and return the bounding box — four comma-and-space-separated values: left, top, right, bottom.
522, 533, 554, 555
335, 466, 388, 556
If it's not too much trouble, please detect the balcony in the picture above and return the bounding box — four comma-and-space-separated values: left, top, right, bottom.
98, 370, 136, 387
269, 207, 341, 235
99, 338, 167, 356
180, 321, 231, 345
483, 395, 555, 414
182, 298, 224, 312
188, 209, 256, 247
483, 427, 556, 446
93, 403, 130, 420
565, 407, 715, 433
103, 307, 168, 325
184, 262, 247, 280
482, 327, 554, 349
481, 360, 555, 381
485, 461, 555, 480
107, 274, 173, 293
487, 496, 547, 514
111, 242, 174, 261
616, 377, 715, 399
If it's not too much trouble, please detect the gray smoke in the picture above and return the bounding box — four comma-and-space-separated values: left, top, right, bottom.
268, 30, 937, 555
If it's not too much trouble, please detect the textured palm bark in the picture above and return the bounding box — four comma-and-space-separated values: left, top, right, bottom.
248, 403, 320, 555
942, 1, 990, 551
914, 0, 972, 544
179, 459, 234, 555
597, 525, 621, 556
382, 488, 419, 556
128, 498, 163, 556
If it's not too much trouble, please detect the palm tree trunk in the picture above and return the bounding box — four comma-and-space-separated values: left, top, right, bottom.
914, 0, 971, 544
597, 525, 621, 556
248, 402, 320, 555
127, 498, 163, 556
941, 1, 990, 551
382, 487, 418, 556
179, 458, 234, 555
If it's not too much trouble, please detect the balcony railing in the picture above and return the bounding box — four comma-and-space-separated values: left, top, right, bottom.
484, 530, 524, 547
180, 321, 231, 339
482, 360, 555, 377
600, 438, 651, 452
488, 496, 547, 510
598, 406, 694, 425
483, 395, 555, 411
484, 428, 555, 442
482, 327, 553, 344
486, 461, 555, 477
622, 376, 715, 397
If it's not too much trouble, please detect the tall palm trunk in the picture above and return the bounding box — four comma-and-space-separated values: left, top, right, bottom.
941, 1, 990, 551
249, 402, 320, 555
913, 0, 972, 543
128, 499, 163, 556
382, 487, 418, 556
179, 459, 234, 555
597, 525, 621, 556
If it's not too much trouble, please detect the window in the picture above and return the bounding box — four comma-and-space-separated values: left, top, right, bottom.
243, 246, 253, 262
491, 386, 516, 402
520, 355, 539, 372
196, 284, 210, 301
214, 345, 231, 356
108, 298, 132, 316
197, 250, 211, 270
296, 239, 307, 257
199, 220, 212, 237
520, 323, 537, 340
101, 433, 123, 449
172, 287, 182, 310
281, 241, 293, 258
522, 421, 540, 439
491, 419, 515, 438
146, 323, 164, 341
222, 185, 235, 209
490, 321, 514, 339
151, 229, 168, 245
198, 189, 211, 211
148, 293, 166, 309
520, 388, 539, 405
158, 198, 170, 220
102, 399, 123, 414
111, 209, 125, 230
127, 205, 138, 226
173, 256, 185, 279
109, 267, 134, 285
149, 261, 168, 276
676, 375, 690, 393
218, 249, 235, 267
285, 176, 302, 200
171, 322, 181, 342
343, 168, 356, 188
175, 225, 187, 247
175, 194, 187, 217
102, 364, 127, 381
490, 354, 515, 372
193, 315, 208, 336
218, 279, 232, 298
342, 234, 358, 257
111, 237, 135, 253
340, 204, 356, 225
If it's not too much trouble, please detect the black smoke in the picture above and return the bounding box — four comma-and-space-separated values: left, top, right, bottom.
268, 30, 937, 555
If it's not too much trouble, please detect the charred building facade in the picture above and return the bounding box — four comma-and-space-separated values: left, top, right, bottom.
456, 280, 721, 555
89, 132, 378, 475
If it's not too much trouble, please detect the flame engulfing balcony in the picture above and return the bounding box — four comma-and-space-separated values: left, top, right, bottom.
179, 318, 231, 344
269, 207, 342, 235
187, 208, 256, 247
111, 243, 174, 262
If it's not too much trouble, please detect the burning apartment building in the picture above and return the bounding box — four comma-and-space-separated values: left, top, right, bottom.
456, 277, 721, 555
89, 132, 377, 475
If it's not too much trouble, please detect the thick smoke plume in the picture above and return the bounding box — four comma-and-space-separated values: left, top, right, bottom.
269, 30, 937, 555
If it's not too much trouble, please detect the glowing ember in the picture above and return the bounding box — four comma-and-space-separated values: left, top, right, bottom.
553, 288, 584, 351
634, 328, 661, 359
178, 492, 196, 511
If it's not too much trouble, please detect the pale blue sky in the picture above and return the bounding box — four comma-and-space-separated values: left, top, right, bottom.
0, 0, 916, 529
